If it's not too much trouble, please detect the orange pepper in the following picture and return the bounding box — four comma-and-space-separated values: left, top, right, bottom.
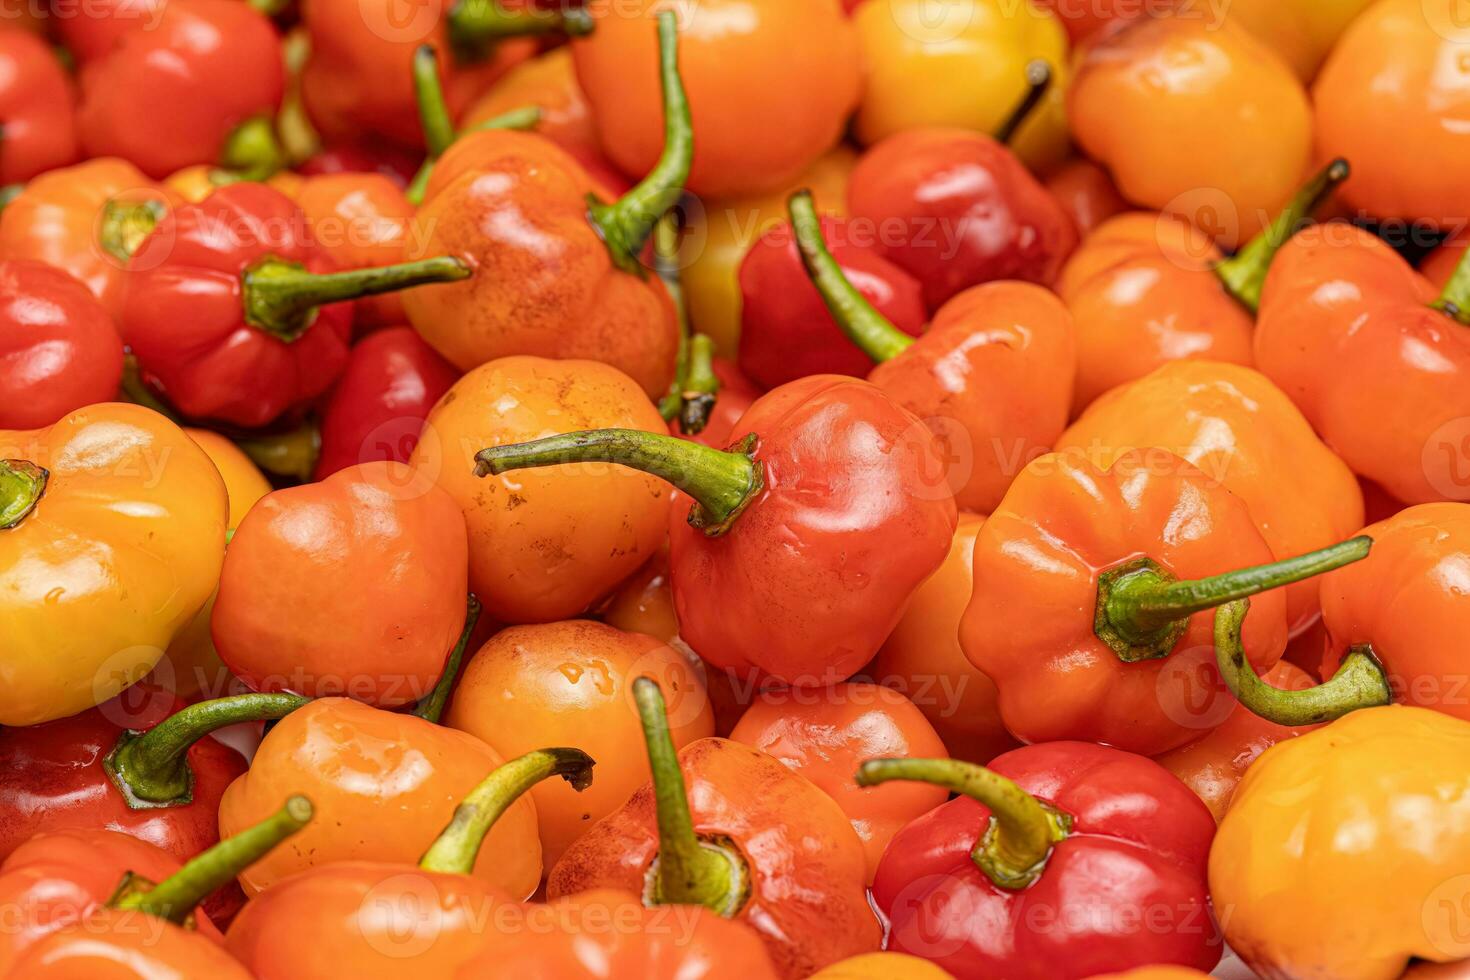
810, 952, 955, 980
1222, 0, 1376, 81
217, 697, 543, 899
1056, 361, 1365, 637
571, 0, 859, 200
1210, 705, 1470, 980
293, 172, 415, 329
1084, 969, 1214, 980
1043, 158, 1129, 237
600, 544, 681, 647
1068, 11, 1311, 250
870, 514, 1018, 765
445, 620, 713, 868
548, 680, 879, 978
729, 682, 948, 881
410, 355, 671, 624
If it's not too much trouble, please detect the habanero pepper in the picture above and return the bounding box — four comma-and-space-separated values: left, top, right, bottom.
0, 27, 77, 185
294, 171, 418, 329
121, 182, 469, 429
548, 678, 879, 978
866, 745, 1221, 979
808, 952, 954, 980
1043, 157, 1129, 237
960, 448, 1371, 754
473, 373, 958, 686
792, 190, 1076, 514
296, 137, 420, 187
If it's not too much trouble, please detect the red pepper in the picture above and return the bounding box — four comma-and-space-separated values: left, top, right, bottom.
475, 374, 958, 685
0, 260, 124, 429
867, 744, 1222, 979
297, 140, 422, 188
75, 0, 286, 180
51, 0, 163, 64
314, 327, 460, 479
737, 215, 926, 389
120, 182, 468, 429
0, 28, 78, 185
847, 128, 1078, 311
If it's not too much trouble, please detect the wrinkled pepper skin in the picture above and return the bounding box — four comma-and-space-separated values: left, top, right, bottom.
873, 742, 1221, 979
1211, 707, 1470, 980
0, 28, 78, 185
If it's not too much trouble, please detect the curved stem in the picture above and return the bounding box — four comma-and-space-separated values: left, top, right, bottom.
447, 0, 593, 61
0, 460, 47, 529
788, 190, 913, 364
857, 758, 1069, 890
413, 45, 456, 159
634, 677, 748, 916
1214, 599, 1392, 725
113, 796, 311, 923
679, 335, 720, 436
1096, 535, 1373, 663
105, 693, 309, 808
219, 116, 285, 183
475, 429, 763, 537
414, 594, 482, 724
993, 60, 1052, 145
242, 255, 470, 341
1434, 240, 1470, 326
1215, 158, 1350, 313
406, 105, 543, 206
419, 748, 595, 875
587, 11, 691, 275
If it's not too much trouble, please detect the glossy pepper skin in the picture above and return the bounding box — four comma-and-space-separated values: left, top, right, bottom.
847, 128, 1078, 311
1044, 158, 1129, 237
852, 0, 1070, 170
809, 953, 954, 980
737, 215, 926, 390
76, 0, 285, 179
0, 28, 78, 184
1211, 707, 1470, 980
0, 404, 227, 727
1254, 224, 1470, 504
314, 327, 460, 480
0, 261, 124, 429
10, 907, 252, 979
212, 461, 468, 706
869, 744, 1221, 979
1057, 361, 1365, 638
1069, 13, 1310, 250
295, 172, 415, 329
572, 0, 859, 200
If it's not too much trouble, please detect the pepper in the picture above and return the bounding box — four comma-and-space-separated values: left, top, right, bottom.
475, 374, 957, 685
296, 138, 420, 187
870, 514, 1019, 765
851, 0, 1070, 171
313, 327, 460, 480
1056, 159, 1350, 411
729, 681, 948, 882
0, 28, 77, 185
1056, 361, 1365, 637
75, 0, 286, 180
571, 0, 858, 200
0, 403, 227, 726
792, 191, 1076, 513
960, 448, 1371, 754
548, 678, 879, 977
1209, 705, 1470, 980
866, 744, 1221, 979
225, 749, 595, 978
445, 620, 713, 868
809, 953, 954, 980
673, 356, 759, 451
410, 355, 671, 624
121, 182, 468, 429
1068, 11, 1311, 250
218, 697, 545, 899
295, 172, 417, 329
0, 260, 124, 429
1221, 0, 1377, 80
1043, 158, 1129, 237
6, 797, 311, 979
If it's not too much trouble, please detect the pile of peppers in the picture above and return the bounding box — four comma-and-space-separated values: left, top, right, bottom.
3, 1, 1470, 978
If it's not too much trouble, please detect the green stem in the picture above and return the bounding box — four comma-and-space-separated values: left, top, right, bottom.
405, 105, 542, 206
447, 0, 594, 62
1215, 158, 1350, 313
0, 183, 21, 213
413, 45, 457, 159
419, 748, 595, 875
1096, 535, 1373, 663
993, 60, 1052, 146
105, 694, 309, 808
218, 116, 286, 183
634, 677, 748, 916
1434, 239, 1470, 326
0, 460, 47, 529
679, 335, 720, 436
857, 758, 1070, 890
1214, 599, 1392, 725
587, 11, 691, 275
242, 255, 470, 342
99, 198, 166, 264
235, 422, 321, 483
414, 595, 482, 724
788, 190, 913, 364
247, 0, 289, 16
113, 796, 312, 923
655, 212, 691, 423
474, 429, 762, 536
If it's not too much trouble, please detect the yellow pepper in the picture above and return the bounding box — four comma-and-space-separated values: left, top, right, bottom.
853, 0, 1071, 171
810, 952, 954, 979
1210, 705, 1470, 980
0, 404, 228, 726
1226, 0, 1377, 81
